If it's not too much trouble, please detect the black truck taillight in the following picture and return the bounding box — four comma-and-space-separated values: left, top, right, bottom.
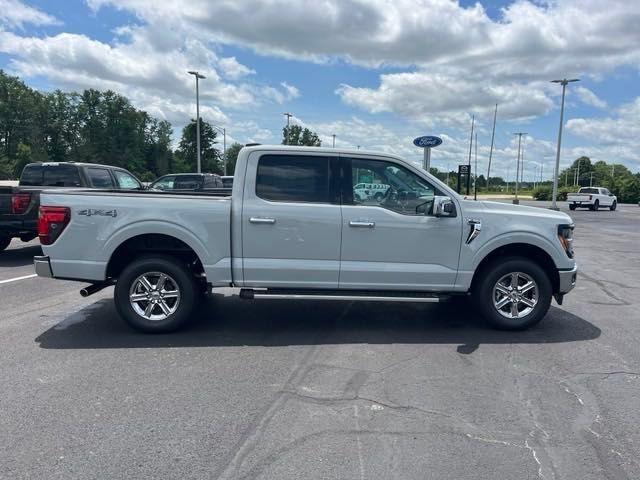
38, 206, 70, 245
10, 193, 31, 214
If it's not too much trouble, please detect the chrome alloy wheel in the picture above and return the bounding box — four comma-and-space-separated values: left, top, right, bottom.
129, 272, 181, 321
492, 272, 538, 319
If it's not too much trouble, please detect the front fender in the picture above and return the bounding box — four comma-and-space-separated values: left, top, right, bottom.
469, 231, 568, 271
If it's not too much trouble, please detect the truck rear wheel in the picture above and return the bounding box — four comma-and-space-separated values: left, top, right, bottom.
114, 255, 199, 332
0, 235, 10, 252
473, 257, 552, 330
569, 204, 576, 211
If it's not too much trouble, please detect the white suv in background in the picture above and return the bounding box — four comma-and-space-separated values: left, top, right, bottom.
354, 183, 390, 202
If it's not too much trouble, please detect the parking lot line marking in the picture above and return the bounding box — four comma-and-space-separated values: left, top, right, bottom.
0, 274, 37, 284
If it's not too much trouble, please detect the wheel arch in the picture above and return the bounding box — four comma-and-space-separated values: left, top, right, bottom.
106, 233, 205, 280
470, 243, 560, 294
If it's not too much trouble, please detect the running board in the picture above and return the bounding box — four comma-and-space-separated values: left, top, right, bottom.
239, 288, 443, 303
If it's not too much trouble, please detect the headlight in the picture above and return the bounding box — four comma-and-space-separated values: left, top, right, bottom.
557, 224, 574, 258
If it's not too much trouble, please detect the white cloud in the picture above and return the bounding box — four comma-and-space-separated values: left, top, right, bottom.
280, 81, 299, 99
566, 97, 640, 170
217, 56, 255, 80
85, 0, 640, 134
0, 0, 61, 28
575, 86, 607, 109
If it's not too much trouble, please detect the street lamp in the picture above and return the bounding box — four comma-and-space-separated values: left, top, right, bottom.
283, 112, 293, 145
550, 78, 579, 210
211, 125, 227, 175
188, 71, 206, 173
513, 132, 527, 204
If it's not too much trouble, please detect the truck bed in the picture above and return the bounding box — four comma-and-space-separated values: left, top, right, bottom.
39, 188, 233, 284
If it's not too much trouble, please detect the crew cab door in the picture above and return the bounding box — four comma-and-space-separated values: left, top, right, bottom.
339, 156, 462, 290
241, 152, 342, 288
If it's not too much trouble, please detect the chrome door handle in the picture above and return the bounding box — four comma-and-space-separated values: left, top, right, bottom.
249, 217, 276, 225
349, 221, 375, 228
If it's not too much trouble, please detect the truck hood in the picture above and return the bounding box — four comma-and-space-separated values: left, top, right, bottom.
477, 200, 573, 223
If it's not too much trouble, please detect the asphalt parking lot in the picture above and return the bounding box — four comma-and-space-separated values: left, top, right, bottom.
1, 202, 639, 479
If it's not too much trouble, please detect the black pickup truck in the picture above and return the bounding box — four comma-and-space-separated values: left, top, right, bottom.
0, 162, 143, 252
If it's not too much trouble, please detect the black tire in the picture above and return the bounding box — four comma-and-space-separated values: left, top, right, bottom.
569, 204, 576, 211
590, 200, 599, 211
610, 201, 617, 211
114, 255, 199, 333
0, 235, 10, 252
472, 257, 552, 330
374, 192, 384, 201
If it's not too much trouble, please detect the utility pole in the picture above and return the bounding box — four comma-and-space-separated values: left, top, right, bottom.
466, 114, 474, 195
212, 125, 226, 175
513, 132, 527, 204
575, 158, 582, 186
550, 78, 579, 210
590, 171, 594, 187
565, 169, 568, 187
332, 134, 336, 148
486, 104, 498, 190
283, 112, 293, 145
474, 132, 478, 200
188, 71, 206, 173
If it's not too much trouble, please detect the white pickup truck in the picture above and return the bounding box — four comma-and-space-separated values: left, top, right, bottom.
567, 187, 617, 211
34, 145, 577, 332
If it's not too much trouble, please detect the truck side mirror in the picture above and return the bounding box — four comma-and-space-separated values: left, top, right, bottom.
433, 196, 456, 217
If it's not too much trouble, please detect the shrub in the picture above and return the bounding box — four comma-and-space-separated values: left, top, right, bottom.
532, 186, 552, 201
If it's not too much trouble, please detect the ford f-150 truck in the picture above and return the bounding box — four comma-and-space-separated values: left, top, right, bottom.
567, 187, 617, 211
34, 145, 577, 332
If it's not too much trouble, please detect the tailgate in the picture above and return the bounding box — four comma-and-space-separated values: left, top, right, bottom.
0, 187, 13, 214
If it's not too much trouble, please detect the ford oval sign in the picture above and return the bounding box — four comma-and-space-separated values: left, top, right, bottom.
413, 136, 442, 148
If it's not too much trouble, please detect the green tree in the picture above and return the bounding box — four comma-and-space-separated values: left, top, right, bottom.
224, 142, 243, 175
176, 118, 223, 174
282, 124, 321, 146
13, 143, 32, 177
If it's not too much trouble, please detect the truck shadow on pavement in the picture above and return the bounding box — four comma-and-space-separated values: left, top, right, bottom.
35, 294, 601, 352
0, 244, 41, 267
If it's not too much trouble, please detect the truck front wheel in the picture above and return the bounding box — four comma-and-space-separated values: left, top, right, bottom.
473, 257, 552, 330
114, 255, 199, 332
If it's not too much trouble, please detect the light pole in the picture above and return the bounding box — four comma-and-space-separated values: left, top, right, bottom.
466, 115, 475, 195
187, 71, 206, 173
575, 157, 582, 186
211, 125, 227, 175
513, 132, 527, 204
474, 132, 478, 200
486, 104, 498, 190
550, 78, 579, 210
332, 134, 336, 148
283, 112, 293, 145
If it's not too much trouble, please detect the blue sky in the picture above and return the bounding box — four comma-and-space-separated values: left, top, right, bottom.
1, 0, 639, 180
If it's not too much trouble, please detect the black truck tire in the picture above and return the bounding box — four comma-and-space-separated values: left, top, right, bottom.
473, 257, 552, 330
114, 255, 199, 333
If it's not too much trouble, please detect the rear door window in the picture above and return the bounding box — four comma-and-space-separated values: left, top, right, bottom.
87, 168, 115, 188
256, 154, 333, 203
41, 165, 82, 187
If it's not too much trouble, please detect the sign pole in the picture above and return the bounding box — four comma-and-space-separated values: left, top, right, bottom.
423, 147, 431, 171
